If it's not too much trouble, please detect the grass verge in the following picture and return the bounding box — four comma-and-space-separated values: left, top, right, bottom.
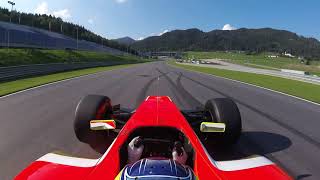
0, 64, 139, 96
169, 61, 320, 104
0, 48, 144, 66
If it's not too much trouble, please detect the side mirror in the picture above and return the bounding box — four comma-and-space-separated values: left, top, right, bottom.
200, 122, 225, 132
90, 120, 116, 130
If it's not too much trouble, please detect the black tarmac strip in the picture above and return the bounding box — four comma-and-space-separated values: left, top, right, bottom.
0, 62, 319, 180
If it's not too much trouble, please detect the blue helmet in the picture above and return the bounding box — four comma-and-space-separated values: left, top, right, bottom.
119, 158, 197, 180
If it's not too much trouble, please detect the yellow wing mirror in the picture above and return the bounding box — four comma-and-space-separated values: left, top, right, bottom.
90, 120, 116, 130
200, 122, 225, 132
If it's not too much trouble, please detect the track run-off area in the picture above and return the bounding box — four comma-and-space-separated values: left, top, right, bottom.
0, 61, 319, 180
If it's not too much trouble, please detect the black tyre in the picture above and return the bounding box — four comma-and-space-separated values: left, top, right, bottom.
204, 98, 242, 146
74, 95, 112, 144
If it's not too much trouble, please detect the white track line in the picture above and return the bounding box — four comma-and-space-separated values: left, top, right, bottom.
169, 63, 320, 107
0, 65, 137, 99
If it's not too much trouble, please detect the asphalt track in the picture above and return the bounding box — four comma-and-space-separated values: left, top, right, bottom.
0, 61, 320, 180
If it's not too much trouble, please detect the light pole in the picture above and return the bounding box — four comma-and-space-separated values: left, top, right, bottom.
7, 1, 15, 50
7, 1, 16, 49
8, 1, 15, 23
76, 27, 79, 50
101, 37, 103, 48
6, 29, 9, 49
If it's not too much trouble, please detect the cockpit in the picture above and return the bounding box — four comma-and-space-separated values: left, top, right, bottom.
119, 127, 195, 169
116, 127, 197, 180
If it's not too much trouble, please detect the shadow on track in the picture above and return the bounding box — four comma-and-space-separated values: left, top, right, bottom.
86, 133, 117, 154
204, 131, 292, 161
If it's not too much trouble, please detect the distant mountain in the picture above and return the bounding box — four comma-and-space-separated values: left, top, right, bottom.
132, 28, 320, 59
113, 37, 136, 45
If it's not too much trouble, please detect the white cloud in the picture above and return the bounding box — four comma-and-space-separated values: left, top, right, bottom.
150, 29, 170, 37
34, 2, 49, 14
158, 29, 169, 36
34, 2, 71, 20
222, 24, 236, 31
87, 16, 97, 26
115, 0, 128, 3
88, 18, 94, 25
136, 29, 170, 40
53, 9, 71, 19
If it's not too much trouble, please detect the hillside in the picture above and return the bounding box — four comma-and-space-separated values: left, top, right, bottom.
0, 7, 137, 54
113, 37, 136, 45
132, 28, 320, 59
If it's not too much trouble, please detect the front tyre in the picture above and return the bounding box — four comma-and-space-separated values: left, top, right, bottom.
74, 95, 111, 144
204, 98, 242, 147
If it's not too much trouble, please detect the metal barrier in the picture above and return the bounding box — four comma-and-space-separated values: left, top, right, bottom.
280, 69, 308, 75
0, 62, 127, 82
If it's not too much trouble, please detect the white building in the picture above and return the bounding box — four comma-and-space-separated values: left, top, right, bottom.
267, 55, 279, 58
284, 52, 295, 58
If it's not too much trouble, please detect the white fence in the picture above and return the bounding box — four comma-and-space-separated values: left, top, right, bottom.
281, 69, 308, 75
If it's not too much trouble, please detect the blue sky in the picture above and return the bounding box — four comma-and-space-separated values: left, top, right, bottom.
0, 0, 319, 40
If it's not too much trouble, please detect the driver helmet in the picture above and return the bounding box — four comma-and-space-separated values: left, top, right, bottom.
117, 158, 197, 180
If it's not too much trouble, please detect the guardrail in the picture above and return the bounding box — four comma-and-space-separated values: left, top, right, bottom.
280, 69, 309, 75
0, 62, 126, 82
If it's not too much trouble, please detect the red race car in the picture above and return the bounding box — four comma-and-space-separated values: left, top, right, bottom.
15, 95, 292, 180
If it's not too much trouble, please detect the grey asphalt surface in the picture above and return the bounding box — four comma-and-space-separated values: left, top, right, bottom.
1, 61, 320, 179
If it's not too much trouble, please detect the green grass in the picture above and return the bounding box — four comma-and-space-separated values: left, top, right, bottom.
0, 64, 141, 96
170, 61, 320, 103
0, 48, 145, 66
184, 51, 320, 75
312, 72, 320, 77
242, 63, 279, 70
0, 48, 150, 96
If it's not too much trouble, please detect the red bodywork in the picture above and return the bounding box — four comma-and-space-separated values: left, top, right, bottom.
15, 96, 292, 180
